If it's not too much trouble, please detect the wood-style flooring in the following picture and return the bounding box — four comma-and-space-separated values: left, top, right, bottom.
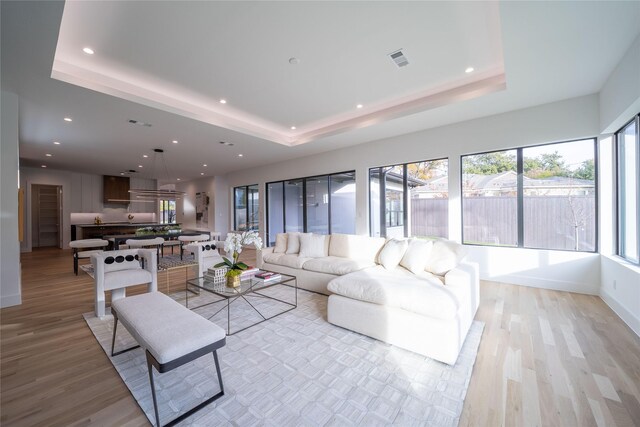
1, 247, 639, 426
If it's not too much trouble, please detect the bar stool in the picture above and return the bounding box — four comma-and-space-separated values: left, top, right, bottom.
178, 234, 210, 260
69, 239, 109, 275
125, 237, 165, 267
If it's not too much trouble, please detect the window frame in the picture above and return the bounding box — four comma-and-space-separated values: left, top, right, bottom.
459, 137, 598, 253
368, 157, 449, 238
233, 184, 258, 232
615, 114, 640, 264
159, 199, 177, 224
265, 170, 356, 246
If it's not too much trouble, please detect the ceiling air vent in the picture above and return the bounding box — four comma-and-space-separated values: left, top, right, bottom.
127, 119, 152, 127
388, 49, 409, 68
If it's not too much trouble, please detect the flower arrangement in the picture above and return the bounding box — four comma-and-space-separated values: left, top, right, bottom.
136, 225, 182, 236
215, 231, 263, 287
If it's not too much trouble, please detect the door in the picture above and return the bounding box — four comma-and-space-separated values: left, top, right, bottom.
31, 184, 62, 248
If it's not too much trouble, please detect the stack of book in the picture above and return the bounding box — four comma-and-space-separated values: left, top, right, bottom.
240, 267, 260, 280
254, 271, 282, 282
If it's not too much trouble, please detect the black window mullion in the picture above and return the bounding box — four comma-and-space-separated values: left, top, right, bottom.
328, 174, 333, 234
281, 182, 286, 234
517, 149, 524, 247
302, 180, 308, 232
403, 164, 408, 237
380, 168, 386, 238
265, 184, 270, 245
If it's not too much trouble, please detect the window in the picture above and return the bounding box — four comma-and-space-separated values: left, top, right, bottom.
159, 199, 176, 224
369, 159, 448, 239
461, 138, 597, 251
266, 171, 356, 246
233, 184, 259, 231
616, 115, 640, 263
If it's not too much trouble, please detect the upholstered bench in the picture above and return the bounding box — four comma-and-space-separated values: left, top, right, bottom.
111, 292, 226, 427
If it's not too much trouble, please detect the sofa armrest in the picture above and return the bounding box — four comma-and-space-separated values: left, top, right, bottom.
257, 247, 275, 268
445, 261, 480, 313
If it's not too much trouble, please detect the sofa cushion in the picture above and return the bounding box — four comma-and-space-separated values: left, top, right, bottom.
299, 233, 329, 258
303, 256, 376, 275
400, 239, 434, 274
425, 239, 468, 275
327, 266, 458, 319
378, 239, 408, 270
263, 252, 311, 269
328, 234, 386, 263
273, 233, 288, 253
286, 232, 304, 254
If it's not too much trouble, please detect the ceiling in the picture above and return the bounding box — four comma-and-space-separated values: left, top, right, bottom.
2, 1, 639, 183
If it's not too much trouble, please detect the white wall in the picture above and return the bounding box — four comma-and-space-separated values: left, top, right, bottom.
1, 91, 22, 307
600, 33, 640, 133
20, 167, 156, 251
225, 94, 602, 294
598, 136, 640, 336
176, 176, 227, 237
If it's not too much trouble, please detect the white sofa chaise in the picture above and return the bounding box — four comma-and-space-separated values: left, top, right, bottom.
257, 233, 479, 364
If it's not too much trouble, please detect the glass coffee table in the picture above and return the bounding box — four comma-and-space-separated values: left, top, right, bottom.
185, 272, 297, 335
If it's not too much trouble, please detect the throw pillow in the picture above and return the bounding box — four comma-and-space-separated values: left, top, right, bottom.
285, 232, 302, 254
273, 233, 288, 253
425, 239, 468, 275
378, 239, 408, 270
400, 239, 434, 274
299, 233, 328, 258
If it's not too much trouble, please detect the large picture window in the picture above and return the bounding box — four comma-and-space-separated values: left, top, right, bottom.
369, 159, 449, 239
462, 138, 597, 251
233, 184, 259, 231
616, 115, 640, 264
266, 171, 356, 246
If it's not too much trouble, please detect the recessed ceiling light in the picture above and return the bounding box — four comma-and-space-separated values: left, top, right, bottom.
200, 172, 204, 175
143, 154, 148, 158
53, 141, 61, 145
356, 104, 363, 109
219, 141, 234, 147
465, 67, 474, 73
291, 126, 296, 130
64, 117, 72, 122
138, 165, 143, 168
172, 140, 178, 144
219, 99, 227, 104
82, 47, 94, 55
203, 164, 207, 167
45, 153, 52, 157
120, 172, 124, 175
289, 57, 300, 65
177, 178, 181, 181
238, 154, 243, 157
41, 165, 47, 168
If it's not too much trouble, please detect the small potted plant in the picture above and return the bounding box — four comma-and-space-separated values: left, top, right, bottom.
215, 231, 263, 288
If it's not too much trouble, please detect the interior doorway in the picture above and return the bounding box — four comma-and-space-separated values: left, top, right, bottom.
31, 184, 62, 248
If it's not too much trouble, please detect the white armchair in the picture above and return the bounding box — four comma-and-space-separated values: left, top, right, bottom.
185, 241, 224, 278
91, 249, 158, 318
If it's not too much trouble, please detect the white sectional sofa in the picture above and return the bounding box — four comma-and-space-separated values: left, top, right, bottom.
257, 233, 480, 365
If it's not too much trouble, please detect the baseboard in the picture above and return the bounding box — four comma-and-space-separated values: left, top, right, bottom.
600, 289, 640, 338
0, 293, 22, 308
479, 272, 600, 295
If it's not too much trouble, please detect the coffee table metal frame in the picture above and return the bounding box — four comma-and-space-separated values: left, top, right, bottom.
185, 272, 297, 336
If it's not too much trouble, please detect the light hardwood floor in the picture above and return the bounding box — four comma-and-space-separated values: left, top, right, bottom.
1, 248, 639, 426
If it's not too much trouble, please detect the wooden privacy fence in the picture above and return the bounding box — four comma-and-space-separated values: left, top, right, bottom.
410, 196, 596, 251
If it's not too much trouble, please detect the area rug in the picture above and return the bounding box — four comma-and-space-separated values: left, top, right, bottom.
83, 287, 484, 426
79, 254, 197, 278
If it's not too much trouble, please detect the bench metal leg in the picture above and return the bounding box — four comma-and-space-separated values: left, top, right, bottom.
146, 348, 225, 427
73, 250, 79, 275
110, 311, 140, 357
